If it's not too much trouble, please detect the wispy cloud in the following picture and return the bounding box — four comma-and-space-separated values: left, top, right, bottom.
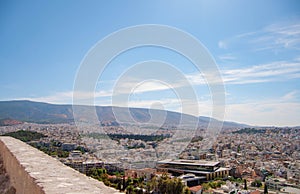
264, 23, 300, 49
126, 98, 180, 110
218, 53, 236, 61
188, 59, 300, 85
225, 91, 300, 126
113, 79, 179, 95
120, 98, 213, 118
17, 90, 112, 105
282, 90, 298, 101
219, 21, 300, 52
15, 79, 185, 106
15, 57, 300, 107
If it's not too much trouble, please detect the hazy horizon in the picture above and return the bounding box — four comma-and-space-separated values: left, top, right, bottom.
1, 99, 300, 128
1, 1, 300, 126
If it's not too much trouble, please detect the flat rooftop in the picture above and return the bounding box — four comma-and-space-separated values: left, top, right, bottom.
160, 167, 230, 175
157, 159, 220, 167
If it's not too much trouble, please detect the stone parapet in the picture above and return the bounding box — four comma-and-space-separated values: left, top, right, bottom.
0, 136, 121, 194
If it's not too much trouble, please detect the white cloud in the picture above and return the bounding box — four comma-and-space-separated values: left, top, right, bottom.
269, 22, 299, 46
218, 53, 236, 61
18, 91, 73, 104
219, 21, 300, 52
111, 78, 185, 96
187, 59, 300, 85
122, 98, 213, 118
129, 80, 174, 94
18, 90, 112, 105
282, 90, 298, 101
126, 98, 180, 109
225, 92, 300, 127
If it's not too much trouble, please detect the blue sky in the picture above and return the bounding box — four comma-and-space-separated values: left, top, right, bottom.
1, 0, 300, 126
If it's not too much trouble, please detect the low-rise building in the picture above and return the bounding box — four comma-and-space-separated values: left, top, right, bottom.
125, 168, 156, 181
65, 159, 104, 174
189, 185, 202, 194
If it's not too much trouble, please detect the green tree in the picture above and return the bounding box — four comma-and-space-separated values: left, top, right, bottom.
169, 178, 184, 194
251, 179, 262, 187
157, 173, 186, 194
117, 181, 122, 191
126, 177, 133, 186
244, 179, 247, 190
264, 183, 268, 194
183, 187, 191, 194
158, 174, 168, 194
202, 183, 210, 191
126, 185, 134, 194
209, 181, 218, 189
147, 176, 158, 193
122, 175, 126, 191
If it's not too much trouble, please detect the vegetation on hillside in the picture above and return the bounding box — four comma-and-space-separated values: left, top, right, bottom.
1, 130, 78, 158
191, 136, 203, 142
29, 141, 70, 158
233, 128, 266, 134
108, 134, 170, 142
2, 130, 46, 142
85, 132, 171, 142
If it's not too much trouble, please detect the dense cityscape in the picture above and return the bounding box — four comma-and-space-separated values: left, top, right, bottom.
0, 122, 299, 194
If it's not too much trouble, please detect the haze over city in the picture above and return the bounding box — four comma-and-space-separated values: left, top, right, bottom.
1, 0, 300, 126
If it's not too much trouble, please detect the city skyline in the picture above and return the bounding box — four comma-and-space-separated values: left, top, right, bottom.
1, 0, 300, 126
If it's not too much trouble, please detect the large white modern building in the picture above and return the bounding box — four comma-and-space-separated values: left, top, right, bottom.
157, 159, 230, 181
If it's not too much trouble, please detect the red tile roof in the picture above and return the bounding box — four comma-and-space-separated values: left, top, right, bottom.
189, 185, 202, 192
250, 190, 261, 194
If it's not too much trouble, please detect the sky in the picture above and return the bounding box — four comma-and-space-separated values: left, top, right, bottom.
1, 0, 300, 126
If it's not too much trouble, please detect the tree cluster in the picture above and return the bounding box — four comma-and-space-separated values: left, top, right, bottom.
2, 130, 46, 142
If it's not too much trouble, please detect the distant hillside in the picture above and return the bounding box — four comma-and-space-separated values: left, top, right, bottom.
1, 130, 46, 142
0, 100, 248, 129
0, 118, 23, 126
0, 100, 74, 124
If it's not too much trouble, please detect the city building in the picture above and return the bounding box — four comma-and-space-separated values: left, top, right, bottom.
157, 159, 230, 181
65, 159, 104, 174
189, 185, 202, 194
125, 168, 156, 181
178, 173, 205, 187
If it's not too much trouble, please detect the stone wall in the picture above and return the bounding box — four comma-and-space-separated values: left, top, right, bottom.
0, 152, 15, 194
0, 136, 121, 194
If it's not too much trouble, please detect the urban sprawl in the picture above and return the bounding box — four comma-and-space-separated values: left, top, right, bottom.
0, 123, 299, 194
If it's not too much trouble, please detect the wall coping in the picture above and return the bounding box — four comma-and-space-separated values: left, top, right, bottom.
0, 136, 121, 194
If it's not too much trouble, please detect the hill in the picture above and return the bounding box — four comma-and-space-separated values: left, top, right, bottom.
0, 100, 247, 129
0, 118, 23, 126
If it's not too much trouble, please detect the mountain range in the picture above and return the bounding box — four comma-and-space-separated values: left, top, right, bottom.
0, 100, 248, 129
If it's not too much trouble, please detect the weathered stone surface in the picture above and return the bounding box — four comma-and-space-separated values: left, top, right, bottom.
0, 136, 121, 194
0, 154, 16, 194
